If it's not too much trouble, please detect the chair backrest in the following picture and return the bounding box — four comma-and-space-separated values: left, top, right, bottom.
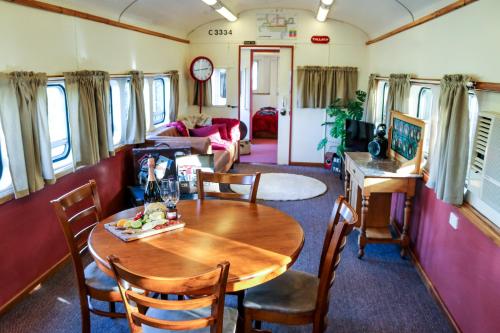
50, 180, 102, 298
314, 196, 357, 332
108, 256, 230, 333
196, 169, 261, 203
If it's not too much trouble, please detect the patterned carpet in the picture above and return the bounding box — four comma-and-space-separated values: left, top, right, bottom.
0, 164, 453, 333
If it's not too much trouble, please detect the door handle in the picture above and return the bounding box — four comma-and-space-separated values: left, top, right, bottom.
280, 109, 287, 116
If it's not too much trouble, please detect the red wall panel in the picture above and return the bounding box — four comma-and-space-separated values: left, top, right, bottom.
0, 148, 133, 307
392, 182, 500, 333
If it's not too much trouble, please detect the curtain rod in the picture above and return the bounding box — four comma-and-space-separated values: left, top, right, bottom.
47, 72, 169, 80
375, 76, 500, 93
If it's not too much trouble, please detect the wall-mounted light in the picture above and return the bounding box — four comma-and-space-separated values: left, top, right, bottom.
201, 0, 238, 22
317, 0, 334, 22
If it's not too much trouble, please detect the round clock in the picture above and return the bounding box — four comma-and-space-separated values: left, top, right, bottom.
190, 56, 214, 82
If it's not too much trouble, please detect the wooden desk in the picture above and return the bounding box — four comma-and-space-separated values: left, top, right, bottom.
88, 200, 304, 292
344, 152, 421, 258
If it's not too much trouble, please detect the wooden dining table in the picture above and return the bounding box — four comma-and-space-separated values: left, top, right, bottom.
88, 199, 305, 292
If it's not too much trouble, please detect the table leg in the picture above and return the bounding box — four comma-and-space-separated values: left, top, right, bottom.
358, 194, 369, 259
344, 171, 351, 202
400, 195, 413, 258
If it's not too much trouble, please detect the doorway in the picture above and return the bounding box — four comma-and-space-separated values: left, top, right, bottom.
238, 45, 293, 165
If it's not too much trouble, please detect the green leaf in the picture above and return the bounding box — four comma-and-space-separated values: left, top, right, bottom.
317, 138, 328, 151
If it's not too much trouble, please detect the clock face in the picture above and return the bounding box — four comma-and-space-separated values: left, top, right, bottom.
191, 57, 214, 82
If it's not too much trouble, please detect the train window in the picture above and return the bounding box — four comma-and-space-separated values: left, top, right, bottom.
417, 88, 433, 120
47, 83, 71, 164
110, 79, 130, 146
468, 92, 479, 144
0, 123, 12, 194
153, 78, 166, 125
375, 81, 389, 125
211, 69, 227, 106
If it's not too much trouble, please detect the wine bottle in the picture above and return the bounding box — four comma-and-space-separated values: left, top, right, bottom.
144, 156, 162, 208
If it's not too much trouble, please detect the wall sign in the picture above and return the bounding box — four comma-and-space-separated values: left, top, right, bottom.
208, 29, 232, 36
311, 35, 330, 44
257, 10, 297, 40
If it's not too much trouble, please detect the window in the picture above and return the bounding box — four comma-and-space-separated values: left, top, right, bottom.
47, 83, 71, 164
0, 123, 12, 194
375, 81, 389, 125
468, 92, 479, 144
153, 78, 166, 125
211, 69, 227, 106
110, 79, 130, 146
417, 88, 433, 120
252, 61, 258, 91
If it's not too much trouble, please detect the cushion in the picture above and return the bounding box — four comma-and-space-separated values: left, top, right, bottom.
213, 123, 229, 140
213, 150, 231, 173
190, 125, 223, 144
243, 270, 319, 314
166, 121, 189, 137
212, 118, 240, 142
143, 306, 238, 333
84, 261, 119, 292
211, 140, 231, 151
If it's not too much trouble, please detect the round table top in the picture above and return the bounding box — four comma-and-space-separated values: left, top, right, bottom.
88, 200, 304, 292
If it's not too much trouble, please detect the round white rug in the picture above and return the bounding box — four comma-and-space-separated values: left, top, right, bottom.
230, 173, 327, 201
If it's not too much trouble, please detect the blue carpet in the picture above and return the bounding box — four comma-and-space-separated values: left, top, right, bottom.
0, 164, 453, 333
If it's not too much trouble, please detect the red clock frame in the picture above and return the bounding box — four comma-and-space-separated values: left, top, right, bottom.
190, 56, 214, 82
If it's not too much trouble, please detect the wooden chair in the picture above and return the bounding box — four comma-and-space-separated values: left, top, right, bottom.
50, 180, 125, 333
243, 195, 358, 333
196, 169, 261, 203
107, 256, 238, 333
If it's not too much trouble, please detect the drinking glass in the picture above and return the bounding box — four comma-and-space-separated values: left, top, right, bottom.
164, 179, 180, 207
160, 179, 171, 205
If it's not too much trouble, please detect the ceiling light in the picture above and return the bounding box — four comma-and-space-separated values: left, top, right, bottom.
321, 0, 334, 5
316, 6, 329, 22
201, 0, 238, 22
216, 6, 238, 22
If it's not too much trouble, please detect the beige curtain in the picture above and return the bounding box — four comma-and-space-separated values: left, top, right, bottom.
428, 75, 471, 205
126, 71, 146, 144
297, 66, 358, 108
64, 70, 113, 168
193, 80, 212, 106
365, 74, 378, 124
385, 74, 411, 122
0, 72, 54, 198
167, 70, 179, 121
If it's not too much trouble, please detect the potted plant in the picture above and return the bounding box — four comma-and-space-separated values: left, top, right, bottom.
317, 90, 367, 157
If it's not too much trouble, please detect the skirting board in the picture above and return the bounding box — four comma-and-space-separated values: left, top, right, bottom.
0, 253, 71, 315
289, 162, 324, 167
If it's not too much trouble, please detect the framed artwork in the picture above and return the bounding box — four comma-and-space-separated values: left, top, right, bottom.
388, 111, 426, 174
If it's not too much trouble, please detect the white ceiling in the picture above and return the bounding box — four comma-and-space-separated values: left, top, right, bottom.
43, 0, 456, 38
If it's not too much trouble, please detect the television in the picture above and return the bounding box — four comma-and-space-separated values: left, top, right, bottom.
345, 119, 375, 152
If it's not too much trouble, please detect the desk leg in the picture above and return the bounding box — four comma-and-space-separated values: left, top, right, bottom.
400, 195, 413, 258
344, 171, 351, 201
358, 195, 369, 259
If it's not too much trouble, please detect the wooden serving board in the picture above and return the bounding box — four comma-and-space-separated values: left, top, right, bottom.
104, 221, 185, 242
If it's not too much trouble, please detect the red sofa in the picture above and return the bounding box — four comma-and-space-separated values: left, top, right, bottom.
146, 118, 240, 173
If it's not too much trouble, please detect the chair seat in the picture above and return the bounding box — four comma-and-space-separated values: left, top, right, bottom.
84, 261, 119, 292
243, 270, 319, 314
143, 306, 238, 333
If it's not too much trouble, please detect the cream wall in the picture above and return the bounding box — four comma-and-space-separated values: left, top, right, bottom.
368, 0, 500, 109
0, 1, 189, 112
187, 9, 369, 163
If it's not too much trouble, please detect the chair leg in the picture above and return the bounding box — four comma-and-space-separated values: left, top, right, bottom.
255, 320, 262, 329
237, 291, 244, 315
81, 298, 91, 333
244, 308, 253, 333
108, 301, 116, 313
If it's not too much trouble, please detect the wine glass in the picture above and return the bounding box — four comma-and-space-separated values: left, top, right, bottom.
168, 179, 180, 207
160, 179, 171, 206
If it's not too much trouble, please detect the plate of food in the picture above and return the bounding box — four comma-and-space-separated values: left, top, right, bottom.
104, 203, 185, 242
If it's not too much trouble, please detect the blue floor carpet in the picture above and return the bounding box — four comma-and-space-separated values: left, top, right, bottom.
0, 164, 453, 333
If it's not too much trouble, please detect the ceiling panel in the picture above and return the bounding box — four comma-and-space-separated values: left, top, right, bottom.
42, 0, 457, 38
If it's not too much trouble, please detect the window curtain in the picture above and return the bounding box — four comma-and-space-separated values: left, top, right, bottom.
64, 70, 113, 168
427, 74, 471, 205
126, 71, 146, 144
365, 74, 378, 124
167, 70, 179, 121
0, 72, 54, 198
297, 66, 358, 108
385, 74, 411, 121
193, 80, 212, 106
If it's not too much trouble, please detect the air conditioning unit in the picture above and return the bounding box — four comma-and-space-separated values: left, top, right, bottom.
466, 111, 500, 227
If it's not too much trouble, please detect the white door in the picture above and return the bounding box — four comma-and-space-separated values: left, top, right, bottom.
276, 48, 292, 164
239, 50, 251, 140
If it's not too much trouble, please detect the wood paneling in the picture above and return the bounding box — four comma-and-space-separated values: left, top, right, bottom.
8, 0, 190, 44
367, 0, 479, 45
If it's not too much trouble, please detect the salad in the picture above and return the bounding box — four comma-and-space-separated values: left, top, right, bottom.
114, 203, 175, 232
